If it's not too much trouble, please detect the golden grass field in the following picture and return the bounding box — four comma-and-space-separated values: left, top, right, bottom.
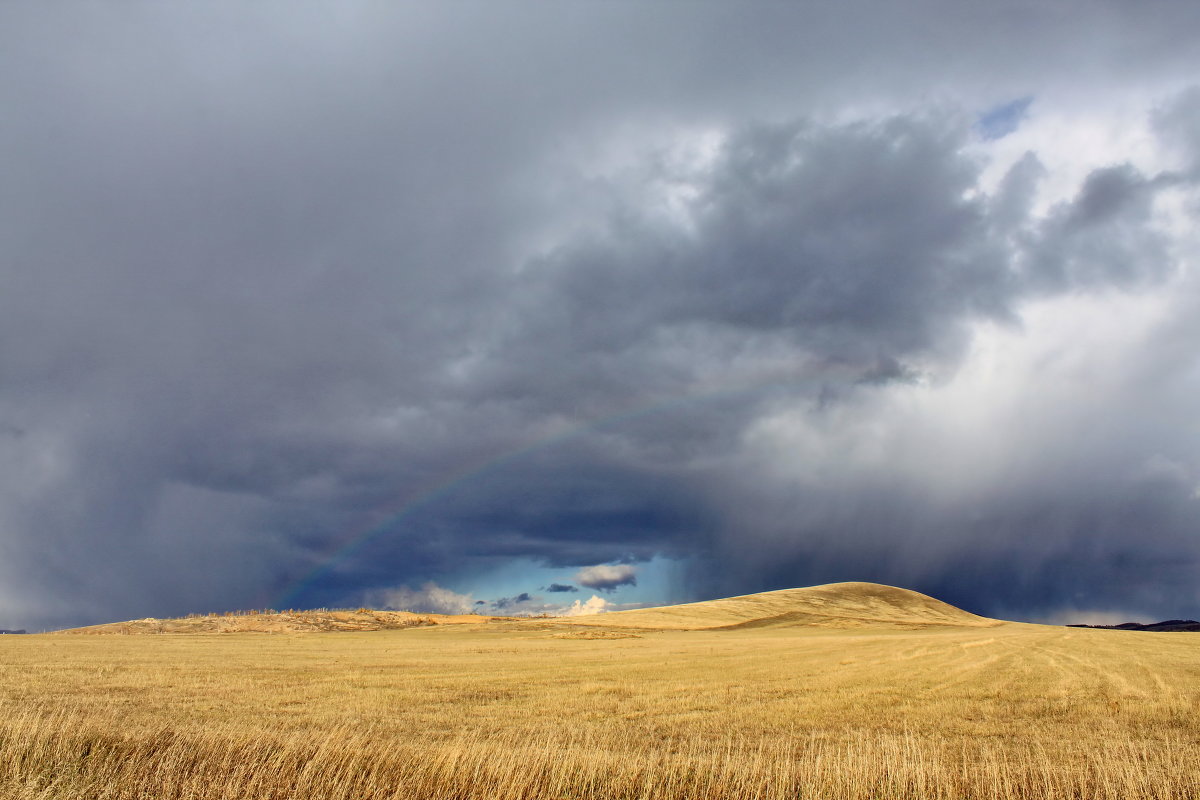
2, 582, 1198, 799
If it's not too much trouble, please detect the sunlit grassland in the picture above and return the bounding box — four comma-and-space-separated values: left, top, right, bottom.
2, 620, 1198, 798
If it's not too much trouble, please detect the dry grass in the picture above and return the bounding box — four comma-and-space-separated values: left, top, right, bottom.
560, 581, 1000, 630
59, 608, 498, 635
4, 584, 1199, 798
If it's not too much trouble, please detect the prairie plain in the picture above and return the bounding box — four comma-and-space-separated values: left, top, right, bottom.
2, 583, 1198, 799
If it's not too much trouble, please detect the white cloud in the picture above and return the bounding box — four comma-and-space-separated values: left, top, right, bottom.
365, 582, 476, 615
561, 595, 613, 616
743, 286, 1179, 504
575, 564, 638, 592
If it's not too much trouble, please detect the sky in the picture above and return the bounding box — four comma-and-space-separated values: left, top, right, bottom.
2, 2, 1199, 630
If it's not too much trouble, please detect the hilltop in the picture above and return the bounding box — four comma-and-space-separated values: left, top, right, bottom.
560, 581, 1000, 630
55, 582, 997, 634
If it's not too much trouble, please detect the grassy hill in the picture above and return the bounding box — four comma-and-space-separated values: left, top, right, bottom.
564, 581, 998, 630
6, 583, 1197, 799
56, 582, 995, 635
56, 608, 502, 635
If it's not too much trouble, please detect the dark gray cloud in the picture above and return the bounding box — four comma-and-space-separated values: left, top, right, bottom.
0, 2, 1198, 630
492, 593, 533, 611
544, 584, 579, 593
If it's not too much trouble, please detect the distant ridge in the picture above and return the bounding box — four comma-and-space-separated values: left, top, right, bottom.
53, 581, 999, 634
1068, 619, 1200, 632
560, 582, 1000, 630
55, 609, 502, 635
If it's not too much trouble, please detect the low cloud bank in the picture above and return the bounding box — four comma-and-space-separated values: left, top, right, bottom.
363, 582, 626, 618
562, 595, 614, 616
365, 583, 477, 615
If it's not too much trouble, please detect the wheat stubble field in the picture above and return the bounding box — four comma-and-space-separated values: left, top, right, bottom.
2, 583, 1198, 799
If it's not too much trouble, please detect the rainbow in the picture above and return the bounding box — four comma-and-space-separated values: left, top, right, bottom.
273, 373, 826, 609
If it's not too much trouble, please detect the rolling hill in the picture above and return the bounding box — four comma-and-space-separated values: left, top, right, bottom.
55, 608, 500, 635
55, 581, 997, 634
11, 581, 1199, 799
561, 581, 1000, 630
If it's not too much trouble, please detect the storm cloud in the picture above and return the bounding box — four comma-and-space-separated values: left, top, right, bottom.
1, 2, 1198, 630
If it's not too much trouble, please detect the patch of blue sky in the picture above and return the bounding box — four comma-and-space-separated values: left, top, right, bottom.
975, 95, 1034, 141
458, 554, 689, 611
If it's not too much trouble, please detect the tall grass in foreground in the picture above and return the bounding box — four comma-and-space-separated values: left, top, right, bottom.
7, 620, 1199, 799
3, 708, 1196, 800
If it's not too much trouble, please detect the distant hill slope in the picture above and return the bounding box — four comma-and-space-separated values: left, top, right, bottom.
56, 609, 500, 635
54, 582, 998, 634
562, 582, 1000, 630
